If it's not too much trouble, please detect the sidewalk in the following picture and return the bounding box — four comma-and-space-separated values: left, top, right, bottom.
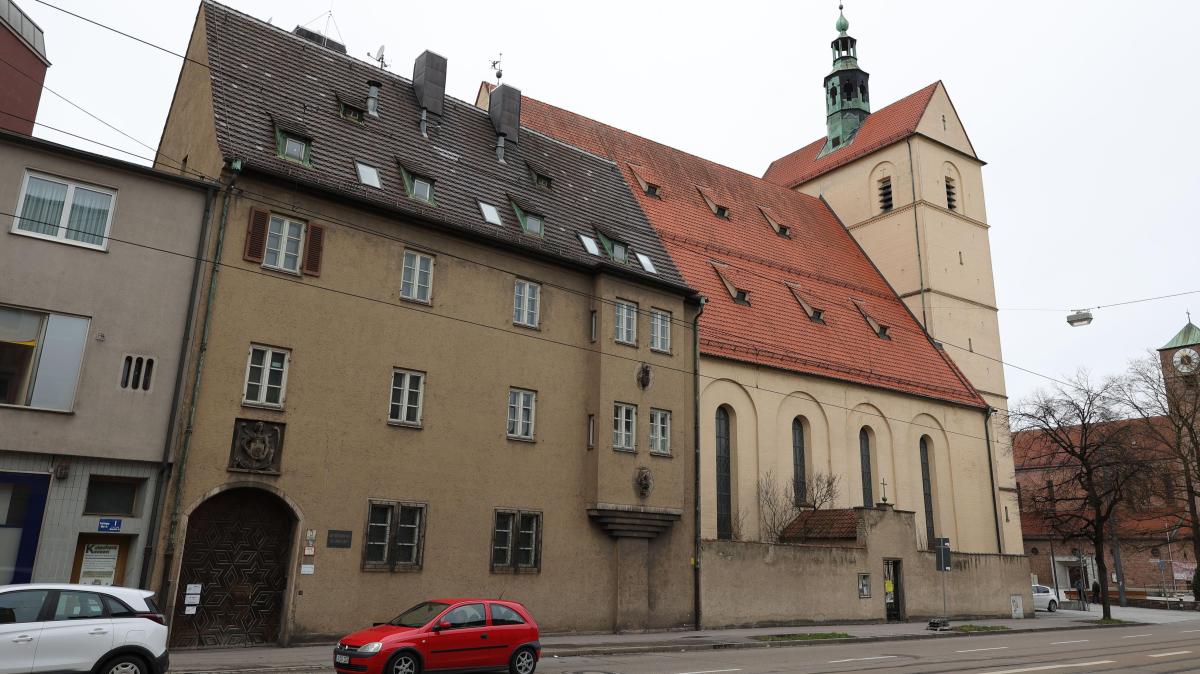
169, 608, 1198, 673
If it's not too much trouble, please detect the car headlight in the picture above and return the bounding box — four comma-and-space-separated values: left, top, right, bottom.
358, 642, 383, 654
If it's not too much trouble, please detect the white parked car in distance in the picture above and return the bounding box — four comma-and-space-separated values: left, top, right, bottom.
1032, 584, 1060, 612
0, 583, 168, 674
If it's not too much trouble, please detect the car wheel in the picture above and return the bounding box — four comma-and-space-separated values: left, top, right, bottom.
1048, 600, 1057, 612
100, 654, 147, 674
388, 651, 421, 674
509, 646, 537, 674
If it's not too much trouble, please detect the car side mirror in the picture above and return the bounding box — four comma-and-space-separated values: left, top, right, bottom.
433, 620, 451, 632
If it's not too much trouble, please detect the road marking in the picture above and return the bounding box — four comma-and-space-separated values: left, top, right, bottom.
1050, 640, 1089, 645
675, 670, 742, 674
828, 656, 897, 663
1183, 629, 1200, 633
957, 647, 1010, 653
1148, 651, 1192, 658
977, 662, 1115, 674
1122, 633, 1152, 638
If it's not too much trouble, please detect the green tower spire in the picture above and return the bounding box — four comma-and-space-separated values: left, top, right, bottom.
821, 2, 871, 156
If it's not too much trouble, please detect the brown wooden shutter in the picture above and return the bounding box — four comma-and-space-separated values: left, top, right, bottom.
302, 222, 325, 276
244, 208, 269, 263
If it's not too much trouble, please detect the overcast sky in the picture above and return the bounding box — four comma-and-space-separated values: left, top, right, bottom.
20, 0, 1200, 408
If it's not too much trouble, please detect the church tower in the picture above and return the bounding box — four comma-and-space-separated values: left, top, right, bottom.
822, 5, 870, 154
1158, 319, 1200, 412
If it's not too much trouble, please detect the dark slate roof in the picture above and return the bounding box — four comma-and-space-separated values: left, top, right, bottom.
199, 0, 688, 291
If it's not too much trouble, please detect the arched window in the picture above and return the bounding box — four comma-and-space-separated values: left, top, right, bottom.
792, 417, 807, 505
716, 407, 732, 540
859, 427, 874, 506
919, 436, 936, 545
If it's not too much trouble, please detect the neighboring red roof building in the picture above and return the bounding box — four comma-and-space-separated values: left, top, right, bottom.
762, 82, 941, 189
500, 85, 985, 408
780, 509, 860, 543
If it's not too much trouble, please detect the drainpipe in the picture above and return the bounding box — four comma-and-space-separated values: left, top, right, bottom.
159, 167, 240, 609
138, 185, 215, 590
983, 407, 1002, 553
904, 137, 929, 328
691, 295, 706, 631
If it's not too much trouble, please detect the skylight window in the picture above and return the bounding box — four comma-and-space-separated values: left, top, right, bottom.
636, 253, 657, 274
479, 202, 503, 226
579, 234, 601, 256
356, 162, 381, 188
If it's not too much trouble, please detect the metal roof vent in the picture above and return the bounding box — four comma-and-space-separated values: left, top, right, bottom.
488, 84, 521, 163
292, 25, 346, 54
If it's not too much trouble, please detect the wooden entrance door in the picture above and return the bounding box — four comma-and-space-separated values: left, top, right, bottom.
170, 488, 294, 648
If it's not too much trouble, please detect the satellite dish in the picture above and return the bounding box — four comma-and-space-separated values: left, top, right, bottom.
368, 45, 389, 68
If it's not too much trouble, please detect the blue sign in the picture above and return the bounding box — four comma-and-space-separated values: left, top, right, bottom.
98, 518, 122, 533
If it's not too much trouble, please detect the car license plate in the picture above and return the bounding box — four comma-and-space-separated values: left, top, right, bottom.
335, 654, 350, 664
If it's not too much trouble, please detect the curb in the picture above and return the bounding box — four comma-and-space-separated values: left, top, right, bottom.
168, 621, 1147, 673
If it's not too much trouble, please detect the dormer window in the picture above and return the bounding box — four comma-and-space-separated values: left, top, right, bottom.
340, 102, 365, 123
711, 261, 750, 306
510, 202, 544, 236
276, 131, 311, 165
479, 201, 503, 226
534, 173, 552, 189
715, 205, 729, 219
853, 300, 890, 339
698, 187, 730, 220
367, 81, 381, 117
627, 163, 664, 199
400, 166, 435, 203
355, 162, 382, 188
759, 207, 790, 238
645, 183, 661, 198
596, 232, 628, 263
786, 283, 824, 323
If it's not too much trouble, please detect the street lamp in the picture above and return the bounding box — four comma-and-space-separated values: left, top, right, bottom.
1067, 309, 1094, 327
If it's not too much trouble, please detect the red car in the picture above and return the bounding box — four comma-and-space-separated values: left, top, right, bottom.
334, 598, 540, 674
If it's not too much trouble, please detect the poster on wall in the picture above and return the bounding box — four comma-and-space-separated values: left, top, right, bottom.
78, 543, 119, 586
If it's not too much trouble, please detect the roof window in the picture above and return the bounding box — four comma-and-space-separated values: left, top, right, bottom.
698, 187, 730, 220
340, 101, 365, 123
367, 81, 381, 117
400, 166, 435, 203
511, 202, 544, 237
711, 261, 750, 306
579, 234, 601, 256
636, 253, 657, 274
853, 300, 890, 339
759, 207, 790, 238
627, 164, 664, 198
276, 130, 311, 165
479, 201, 503, 226
534, 172, 552, 189
596, 232, 629, 263
355, 162, 382, 188
645, 183, 662, 198
786, 283, 824, 323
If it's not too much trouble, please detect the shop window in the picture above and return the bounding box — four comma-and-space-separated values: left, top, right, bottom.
83, 477, 140, 516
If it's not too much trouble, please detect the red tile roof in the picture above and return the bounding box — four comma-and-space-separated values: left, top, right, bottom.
762, 82, 940, 189
781, 509, 860, 542
512, 89, 985, 408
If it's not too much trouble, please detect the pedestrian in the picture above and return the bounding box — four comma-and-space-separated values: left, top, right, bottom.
1092, 581, 1101, 604
1076, 578, 1087, 603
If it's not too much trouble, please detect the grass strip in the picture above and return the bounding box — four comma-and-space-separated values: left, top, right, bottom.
951, 624, 1011, 633
752, 632, 854, 642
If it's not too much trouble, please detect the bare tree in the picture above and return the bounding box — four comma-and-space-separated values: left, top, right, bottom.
1117, 354, 1200, 593
1015, 372, 1148, 620
756, 471, 842, 543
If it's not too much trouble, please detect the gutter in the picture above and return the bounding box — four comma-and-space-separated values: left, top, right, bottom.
139, 185, 215, 589
983, 406, 1003, 553
691, 295, 707, 631
905, 137, 930, 328
159, 167, 240, 610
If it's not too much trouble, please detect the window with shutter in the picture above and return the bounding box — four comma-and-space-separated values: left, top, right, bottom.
302, 223, 325, 276
244, 209, 269, 262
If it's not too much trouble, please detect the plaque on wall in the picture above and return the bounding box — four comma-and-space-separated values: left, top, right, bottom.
228, 418, 285, 474
327, 530, 353, 549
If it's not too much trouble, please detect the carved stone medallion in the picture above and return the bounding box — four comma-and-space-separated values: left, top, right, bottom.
634, 466, 654, 499
229, 418, 285, 474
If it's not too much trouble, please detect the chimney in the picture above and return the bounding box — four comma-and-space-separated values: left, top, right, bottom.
292, 25, 347, 54
0, 0, 50, 136
412, 50, 447, 137
488, 84, 521, 163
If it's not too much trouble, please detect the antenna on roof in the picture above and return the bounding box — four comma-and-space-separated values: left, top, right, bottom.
368, 44, 389, 69
490, 52, 503, 85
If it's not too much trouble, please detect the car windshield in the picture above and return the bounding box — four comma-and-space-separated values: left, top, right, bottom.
389, 601, 450, 628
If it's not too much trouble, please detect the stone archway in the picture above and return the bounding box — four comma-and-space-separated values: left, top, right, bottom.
170, 487, 295, 648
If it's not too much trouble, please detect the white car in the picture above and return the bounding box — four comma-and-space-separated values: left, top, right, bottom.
1032, 584, 1060, 612
0, 583, 168, 674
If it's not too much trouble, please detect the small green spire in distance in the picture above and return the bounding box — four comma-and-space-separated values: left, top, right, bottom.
836, 3, 850, 35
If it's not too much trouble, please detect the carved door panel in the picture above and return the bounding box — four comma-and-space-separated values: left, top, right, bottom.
170, 488, 294, 648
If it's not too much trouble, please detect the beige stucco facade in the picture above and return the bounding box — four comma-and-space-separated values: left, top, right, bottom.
793, 83, 1021, 553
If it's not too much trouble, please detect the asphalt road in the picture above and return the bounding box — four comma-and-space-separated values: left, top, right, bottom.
535, 624, 1200, 674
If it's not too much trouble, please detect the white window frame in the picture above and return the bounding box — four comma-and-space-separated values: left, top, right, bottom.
650, 408, 671, 456
513, 279, 541, 328
636, 253, 657, 273
388, 368, 425, 427
356, 161, 382, 188
613, 402, 637, 451
412, 176, 434, 202
0, 304, 89, 412
281, 134, 308, 162
263, 214, 306, 274
400, 250, 434, 303
243, 344, 290, 408
479, 202, 503, 226
614, 300, 638, 345
650, 309, 672, 353
579, 234, 601, 256
12, 171, 117, 251
507, 388, 537, 440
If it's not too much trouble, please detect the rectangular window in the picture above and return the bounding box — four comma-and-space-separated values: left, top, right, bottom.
0, 305, 89, 411
356, 162, 382, 188
636, 253, 657, 274
523, 213, 544, 236
400, 251, 434, 303
277, 132, 310, 164
264, 215, 305, 273
650, 409, 671, 456
614, 301, 637, 345
14, 172, 116, 250
613, 402, 636, 451
119, 355, 155, 391
243, 345, 290, 407
389, 369, 424, 426
589, 310, 598, 342
492, 510, 541, 572
412, 176, 434, 203
83, 476, 140, 516
507, 388, 536, 440
650, 309, 671, 352
479, 202, 503, 226
362, 501, 425, 570
579, 234, 601, 256
513, 280, 541, 328
587, 414, 596, 449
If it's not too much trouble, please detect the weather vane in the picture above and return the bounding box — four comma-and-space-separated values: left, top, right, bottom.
490, 53, 503, 85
